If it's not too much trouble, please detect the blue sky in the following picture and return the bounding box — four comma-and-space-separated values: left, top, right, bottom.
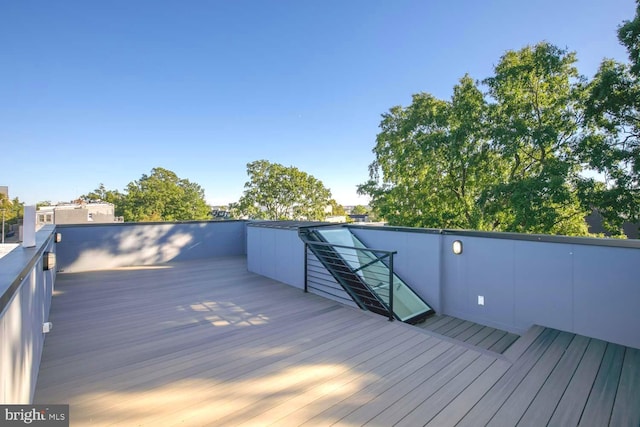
1, 1, 636, 206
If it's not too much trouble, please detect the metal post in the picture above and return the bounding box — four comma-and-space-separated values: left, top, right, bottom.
388, 252, 394, 321
303, 243, 308, 293
1, 209, 5, 244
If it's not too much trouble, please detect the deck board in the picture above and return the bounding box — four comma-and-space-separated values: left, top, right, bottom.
393, 354, 496, 427
423, 315, 456, 331
127, 321, 415, 426
433, 317, 465, 335
286, 337, 442, 425
352, 350, 483, 426
416, 315, 519, 354
308, 344, 468, 426
466, 326, 499, 346
456, 328, 561, 427
451, 323, 485, 342
33, 257, 640, 427
610, 347, 640, 426
444, 319, 476, 338
226, 329, 430, 426
486, 331, 574, 426
37, 306, 357, 397
579, 342, 626, 426
503, 325, 546, 362
547, 338, 608, 427
517, 334, 590, 426
488, 331, 520, 354
425, 359, 511, 426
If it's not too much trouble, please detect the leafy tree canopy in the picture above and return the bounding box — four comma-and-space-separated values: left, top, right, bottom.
121, 168, 211, 222
578, 1, 640, 234
329, 199, 347, 216
233, 160, 331, 220
80, 183, 125, 217
360, 74, 506, 229
351, 205, 369, 215
360, 43, 591, 235
81, 168, 210, 222
0, 194, 23, 226
483, 43, 589, 235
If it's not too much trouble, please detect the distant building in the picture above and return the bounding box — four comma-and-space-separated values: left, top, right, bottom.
37, 202, 119, 225
344, 205, 370, 215
211, 209, 230, 220
348, 214, 370, 223
324, 215, 347, 223
0, 186, 8, 199
586, 209, 639, 239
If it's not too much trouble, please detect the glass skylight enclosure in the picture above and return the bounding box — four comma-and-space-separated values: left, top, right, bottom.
315, 228, 433, 322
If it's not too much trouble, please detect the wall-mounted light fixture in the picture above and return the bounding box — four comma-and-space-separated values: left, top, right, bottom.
43, 251, 56, 271
452, 240, 463, 255
43, 322, 53, 334
55, 232, 62, 243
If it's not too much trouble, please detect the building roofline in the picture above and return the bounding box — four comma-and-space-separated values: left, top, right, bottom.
55, 219, 247, 228
345, 224, 640, 249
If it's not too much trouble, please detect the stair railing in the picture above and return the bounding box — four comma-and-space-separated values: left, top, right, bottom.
301, 237, 397, 321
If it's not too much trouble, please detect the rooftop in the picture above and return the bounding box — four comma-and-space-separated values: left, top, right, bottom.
35, 256, 639, 426
37, 202, 115, 211
2, 221, 639, 426
0, 244, 19, 260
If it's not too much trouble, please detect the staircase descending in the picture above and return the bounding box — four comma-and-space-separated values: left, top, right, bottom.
299, 226, 434, 324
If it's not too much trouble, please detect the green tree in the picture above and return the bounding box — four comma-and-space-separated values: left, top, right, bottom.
620, 0, 640, 76
227, 202, 243, 220
578, 2, 640, 234
359, 75, 506, 229
351, 205, 369, 215
1, 195, 24, 230
9, 197, 24, 223
329, 199, 346, 216
80, 183, 125, 217
483, 42, 590, 235
359, 43, 591, 236
236, 160, 331, 220
121, 167, 211, 222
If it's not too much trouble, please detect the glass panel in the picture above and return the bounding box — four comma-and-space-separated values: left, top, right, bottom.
316, 228, 433, 321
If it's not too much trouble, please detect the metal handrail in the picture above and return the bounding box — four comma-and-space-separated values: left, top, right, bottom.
352, 253, 390, 274
299, 236, 398, 257
302, 238, 397, 321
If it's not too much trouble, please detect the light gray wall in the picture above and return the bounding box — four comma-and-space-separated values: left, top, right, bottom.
56, 221, 246, 272
246, 226, 356, 306
349, 228, 442, 313
571, 244, 639, 347
0, 226, 56, 403
340, 226, 639, 349
246, 226, 304, 289
440, 234, 640, 350
242, 223, 640, 349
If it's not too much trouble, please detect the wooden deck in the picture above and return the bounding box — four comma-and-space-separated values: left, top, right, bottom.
34, 257, 640, 426
416, 315, 520, 354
